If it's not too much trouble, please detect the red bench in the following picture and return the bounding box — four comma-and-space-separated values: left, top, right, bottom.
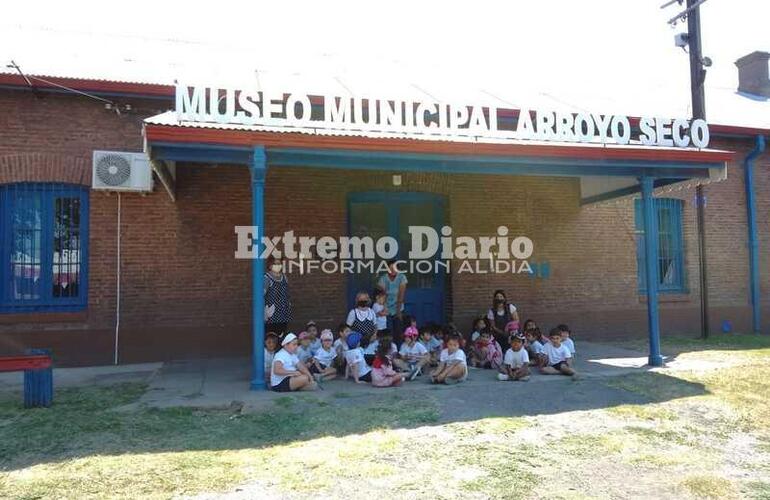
0, 351, 53, 407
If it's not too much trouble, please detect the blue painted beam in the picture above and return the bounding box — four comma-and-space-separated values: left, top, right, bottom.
745, 135, 766, 334
267, 147, 722, 174
250, 147, 267, 390
151, 143, 252, 165
641, 176, 664, 366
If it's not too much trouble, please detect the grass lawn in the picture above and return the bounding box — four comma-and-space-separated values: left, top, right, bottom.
3, 333, 770, 499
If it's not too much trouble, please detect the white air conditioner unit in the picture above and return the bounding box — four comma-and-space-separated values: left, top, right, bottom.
92, 151, 154, 192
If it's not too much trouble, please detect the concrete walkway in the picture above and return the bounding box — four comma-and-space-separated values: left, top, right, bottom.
0, 342, 669, 414
133, 341, 657, 412
0, 361, 161, 390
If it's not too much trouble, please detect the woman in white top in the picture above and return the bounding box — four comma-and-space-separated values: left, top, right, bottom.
270, 333, 317, 392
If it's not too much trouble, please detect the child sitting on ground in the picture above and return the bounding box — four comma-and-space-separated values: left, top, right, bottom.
431, 323, 445, 348
296, 331, 314, 365
379, 332, 408, 371
525, 328, 547, 368
443, 323, 465, 349
469, 330, 503, 370
541, 327, 576, 376
362, 330, 377, 365
419, 326, 443, 366
498, 334, 530, 381
558, 324, 576, 357
431, 333, 468, 385
371, 337, 408, 388
264, 332, 280, 382
309, 329, 337, 381
399, 326, 429, 380
345, 331, 372, 383
305, 321, 321, 355
333, 323, 351, 375
522, 318, 537, 335
470, 316, 489, 342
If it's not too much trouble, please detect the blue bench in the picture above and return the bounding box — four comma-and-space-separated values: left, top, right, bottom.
0, 349, 53, 407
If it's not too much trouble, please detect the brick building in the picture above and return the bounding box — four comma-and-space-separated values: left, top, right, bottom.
0, 50, 768, 390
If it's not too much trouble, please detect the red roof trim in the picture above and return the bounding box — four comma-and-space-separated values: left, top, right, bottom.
144, 123, 735, 163
709, 124, 770, 136
0, 73, 174, 98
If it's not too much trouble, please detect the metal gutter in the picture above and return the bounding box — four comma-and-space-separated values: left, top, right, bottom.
745, 134, 766, 333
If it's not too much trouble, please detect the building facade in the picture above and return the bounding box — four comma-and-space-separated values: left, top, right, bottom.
0, 56, 768, 372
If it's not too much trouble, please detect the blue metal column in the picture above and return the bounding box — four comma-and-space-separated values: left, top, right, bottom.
250, 146, 267, 390
745, 135, 766, 334
641, 177, 664, 366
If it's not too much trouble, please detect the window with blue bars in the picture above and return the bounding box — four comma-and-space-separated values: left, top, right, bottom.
0, 183, 89, 312
634, 197, 686, 293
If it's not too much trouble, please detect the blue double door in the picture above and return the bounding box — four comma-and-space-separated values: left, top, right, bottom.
347, 192, 446, 326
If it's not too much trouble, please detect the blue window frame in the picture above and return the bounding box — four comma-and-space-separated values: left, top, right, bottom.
0, 183, 89, 312
634, 198, 686, 293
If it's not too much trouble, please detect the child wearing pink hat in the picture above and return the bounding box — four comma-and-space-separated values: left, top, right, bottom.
504, 320, 520, 336
296, 331, 314, 365
398, 326, 430, 381
309, 329, 338, 382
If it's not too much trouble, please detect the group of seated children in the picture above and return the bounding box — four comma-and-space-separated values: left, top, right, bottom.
264, 293, 577, 392
339, 324, 468, 387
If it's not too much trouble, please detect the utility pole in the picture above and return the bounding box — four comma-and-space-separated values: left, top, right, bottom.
686, 0, 710, 339
664, 0, 710, 339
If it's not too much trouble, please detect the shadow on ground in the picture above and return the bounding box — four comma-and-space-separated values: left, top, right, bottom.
0, 342, 710, 472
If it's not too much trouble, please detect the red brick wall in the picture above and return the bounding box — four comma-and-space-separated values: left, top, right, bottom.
0, 88, 766, 366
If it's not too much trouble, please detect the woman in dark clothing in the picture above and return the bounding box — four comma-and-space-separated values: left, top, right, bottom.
264, 255, 292, 336
486, 289, 519, 349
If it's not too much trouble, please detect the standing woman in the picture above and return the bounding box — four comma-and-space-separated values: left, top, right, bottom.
377, 259, 408, 345
486, 289, 519, 348
264, 255, 292, 336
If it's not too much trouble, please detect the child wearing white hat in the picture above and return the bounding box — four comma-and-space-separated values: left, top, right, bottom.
309, 329, 338, 382
270, 333, 317, 392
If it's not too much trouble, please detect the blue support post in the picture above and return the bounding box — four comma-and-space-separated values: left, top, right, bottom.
250, 146, 267, 390
745, 135, 766, 334
641, 177, 664, 366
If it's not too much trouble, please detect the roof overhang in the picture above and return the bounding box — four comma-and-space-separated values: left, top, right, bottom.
143, 114, 733, 204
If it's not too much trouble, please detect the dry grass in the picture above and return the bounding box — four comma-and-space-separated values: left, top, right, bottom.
3, 334, 770, 499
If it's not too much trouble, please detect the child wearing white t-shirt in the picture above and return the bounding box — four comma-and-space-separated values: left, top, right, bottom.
264, 333, 280, 382
296, 332, 314, 365
540, 328, 575, 376
398, 326, 429, 380
309, 330, 338, 381
497, 334, 530, 381
430, 333, 468, 385
344, 331, 372, 383
372, 288, 389, 333
558, 324, 576, 357
305, 321, 322, 355
525, 328, 547, 368
419, 327, 443, 366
